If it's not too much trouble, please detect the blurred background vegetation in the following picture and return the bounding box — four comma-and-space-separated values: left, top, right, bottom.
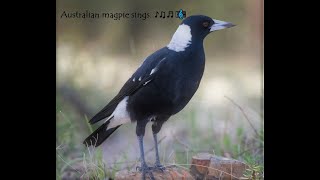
56, 0, 263, 179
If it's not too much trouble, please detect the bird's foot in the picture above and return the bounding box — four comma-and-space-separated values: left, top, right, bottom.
150, 163, 166, 172
136, 164, 155, 180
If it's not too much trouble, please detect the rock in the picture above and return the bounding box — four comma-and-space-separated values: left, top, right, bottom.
190, 153, 247, 180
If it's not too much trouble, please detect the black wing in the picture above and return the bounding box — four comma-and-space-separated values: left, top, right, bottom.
89, 48, 168, 124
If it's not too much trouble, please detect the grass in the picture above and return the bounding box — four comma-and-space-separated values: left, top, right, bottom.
56, 95, 264, 179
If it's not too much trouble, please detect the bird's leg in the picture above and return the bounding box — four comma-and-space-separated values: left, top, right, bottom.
151, 120, 166, 172
137, 135, 155, 180
152, 133, 166, 171
153, 133, 161, 165
137, 135, 147, 168
136, 119, 155, 180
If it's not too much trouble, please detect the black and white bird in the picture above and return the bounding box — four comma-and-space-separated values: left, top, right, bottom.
83, 15, 234, 179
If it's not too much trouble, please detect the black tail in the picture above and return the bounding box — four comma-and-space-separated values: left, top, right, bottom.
83, 119, 121, 147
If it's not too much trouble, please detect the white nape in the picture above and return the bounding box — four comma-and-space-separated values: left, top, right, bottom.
167, 24, 192, 52
107, 96, 131, 129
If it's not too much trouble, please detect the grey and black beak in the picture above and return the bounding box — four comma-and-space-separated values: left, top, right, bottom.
210, 19, 235, 32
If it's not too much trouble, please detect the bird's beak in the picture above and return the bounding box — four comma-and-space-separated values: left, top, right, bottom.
210, 19, 236, 32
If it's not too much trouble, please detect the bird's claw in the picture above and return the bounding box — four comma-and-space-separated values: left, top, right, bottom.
151, 163, 166, 172
136, 164, 155, 180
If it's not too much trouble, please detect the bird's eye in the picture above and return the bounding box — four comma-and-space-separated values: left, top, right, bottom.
202, 21, 209, 28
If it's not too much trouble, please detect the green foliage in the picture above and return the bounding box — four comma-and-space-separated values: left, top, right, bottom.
223, 134, 232, 150
242, 162, 264, 180
81, 148, 108, 179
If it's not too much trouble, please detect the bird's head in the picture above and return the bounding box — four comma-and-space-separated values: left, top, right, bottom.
167, 15, 235, 52
182, 15, 235, 39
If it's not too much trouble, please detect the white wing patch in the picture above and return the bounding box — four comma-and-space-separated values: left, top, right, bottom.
150, 57, 166, 75
150, 68, 157, 75
132, 77, 135, 82
138, 77, 142, 81
143, 80, 151, 86
167, 24, 192, 52
107, 96, 131, 129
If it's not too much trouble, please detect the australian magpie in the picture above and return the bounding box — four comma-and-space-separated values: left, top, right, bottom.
83, 15, 234, 179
